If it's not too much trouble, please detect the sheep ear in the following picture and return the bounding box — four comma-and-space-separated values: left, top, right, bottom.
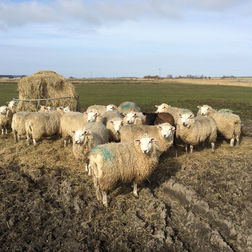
197, 105, 201, 109
150, 137, 155, 142
189, 114, 194, 118
171, 126, 175, 131
110, 120, 114, 124
134, 139, 141, 144
155, 105, 159, 108
69, 130, 75, 137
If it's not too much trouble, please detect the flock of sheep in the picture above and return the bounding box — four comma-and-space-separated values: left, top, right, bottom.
0, 100, 241, 207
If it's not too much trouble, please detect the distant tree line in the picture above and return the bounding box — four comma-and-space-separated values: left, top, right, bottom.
0, 75, 26, 78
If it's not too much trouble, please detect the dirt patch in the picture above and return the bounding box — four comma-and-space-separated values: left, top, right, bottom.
0, 134, 251, 251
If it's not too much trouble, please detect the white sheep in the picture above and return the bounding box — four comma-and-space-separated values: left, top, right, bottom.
118, 101, 141, 113
86, 104, 118, 116
176, 112, 217, 153
155, 103, 193, 124
102, 111, 124, 141
0, 108, 13, 134
0, 105, 8, 115
25, 108, 65, 146
197, 105, 241, 147
122, 111, 145, 125
70, 122, 109, 175
11, 112, 32, 142
39, 106, 53, 112
60, 111, 102, 146
120, 123, 175, 153
89, 136, 161, 207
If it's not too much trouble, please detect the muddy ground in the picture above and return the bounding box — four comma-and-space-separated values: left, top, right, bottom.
0, 130, 251, 251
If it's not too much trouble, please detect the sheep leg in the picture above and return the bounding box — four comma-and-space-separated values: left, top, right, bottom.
13, 131, 18, 143
133, 182, 138, 198
185, 145, 188, 153
230, 138, 235, 147
102, 191, 108, 207
26, 136, 31, 145
1, 129, 4, 135
5, 128, 8, 134
93, 176, 102, 201
17, 135, 20, 142
88, 164, 92, 176
211, 142, 215, 152
63, 139, 67, 147
85, 163, 88, 172
190, 145, 193, 154
33, 139, 37, 146
235, 136, 240, 147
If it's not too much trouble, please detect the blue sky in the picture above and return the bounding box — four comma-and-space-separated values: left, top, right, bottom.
0, 0, 252, 77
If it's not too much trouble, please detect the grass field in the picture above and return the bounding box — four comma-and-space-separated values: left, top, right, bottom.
1, 80, 252, 122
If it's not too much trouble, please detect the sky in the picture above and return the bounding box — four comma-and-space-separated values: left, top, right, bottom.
0, 0, 252, 78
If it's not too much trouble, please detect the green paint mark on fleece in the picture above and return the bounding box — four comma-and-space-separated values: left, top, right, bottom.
91, 146, 114, 162
122, 103, 139, 111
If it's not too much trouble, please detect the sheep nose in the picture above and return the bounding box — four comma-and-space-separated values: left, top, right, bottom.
183, 122, 186, 126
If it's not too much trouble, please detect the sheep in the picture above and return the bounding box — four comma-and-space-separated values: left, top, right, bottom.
0, 108, 13, 135
118, 101, 141, 113
176, 112, 217, 153
155, 103, 192, 124
102, 111, 124, 141
89, 136, 161, 207
25, 108, 65, 146
39, 105, 53, 112
122, 111, 146, 125
86, 104, 118, 116
120, 123, 175, 153
8, 100, 17, 112
70, 122, 109, 175
197, 105, 241, 147
60, 111, 102, 146
0, 105, 8, 115
11, 112, 32, 142
143, 112, 175, 126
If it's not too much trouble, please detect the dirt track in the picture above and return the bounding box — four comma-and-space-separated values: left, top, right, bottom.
0, 133, 251, 251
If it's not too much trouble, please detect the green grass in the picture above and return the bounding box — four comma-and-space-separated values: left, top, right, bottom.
1, 80, 252, 122
0, 82, 18, 105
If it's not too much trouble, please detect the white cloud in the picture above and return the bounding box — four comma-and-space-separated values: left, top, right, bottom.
0, 0, 245, 31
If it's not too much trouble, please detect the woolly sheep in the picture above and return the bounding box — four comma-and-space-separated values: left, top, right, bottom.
118, 101, 141, 113
0, 105, 8, 115
39, 106, 53, 112
11, 112, 32, 142
86, 104, 118, 116
197, 105, 241, 147
60, 111, 102, 146
89, 136, 160, 207
8, 100, 17, 112
155, 103, 192, 124
120, 123, 175, 153
70, 122, 109, 175
0, 108, 13, 134
25, 109, 65, 146
176, 112, 217, 153
122, 111, 145, 125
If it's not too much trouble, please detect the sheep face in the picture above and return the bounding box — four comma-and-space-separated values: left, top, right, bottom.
197, 105, 210, 116
0, 106, 8, 115
73, 129, 88, 144
8, 100, 16, 109
155, 103, 169, 113
179, 113, 194, 127
110, 119, 123, 133
87, 111, 98, 122
106, 104, 117, 112
125, 112, 137, 124
64, 106, 70, 112
135, 137, 155, 154
158, 123, 175, 138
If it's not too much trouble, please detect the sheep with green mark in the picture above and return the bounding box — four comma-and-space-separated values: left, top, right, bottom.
89, 136, 161, 207
118, 101, 141, 113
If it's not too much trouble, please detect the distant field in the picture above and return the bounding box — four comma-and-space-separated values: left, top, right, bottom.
1, 79, 252, 122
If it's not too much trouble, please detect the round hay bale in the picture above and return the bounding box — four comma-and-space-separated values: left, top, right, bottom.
16, 71, 79, 112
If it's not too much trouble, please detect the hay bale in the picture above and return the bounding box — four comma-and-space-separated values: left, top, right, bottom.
16, 71, 79, 112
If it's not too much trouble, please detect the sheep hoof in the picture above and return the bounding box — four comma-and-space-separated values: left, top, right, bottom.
133, 192, 139, 198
